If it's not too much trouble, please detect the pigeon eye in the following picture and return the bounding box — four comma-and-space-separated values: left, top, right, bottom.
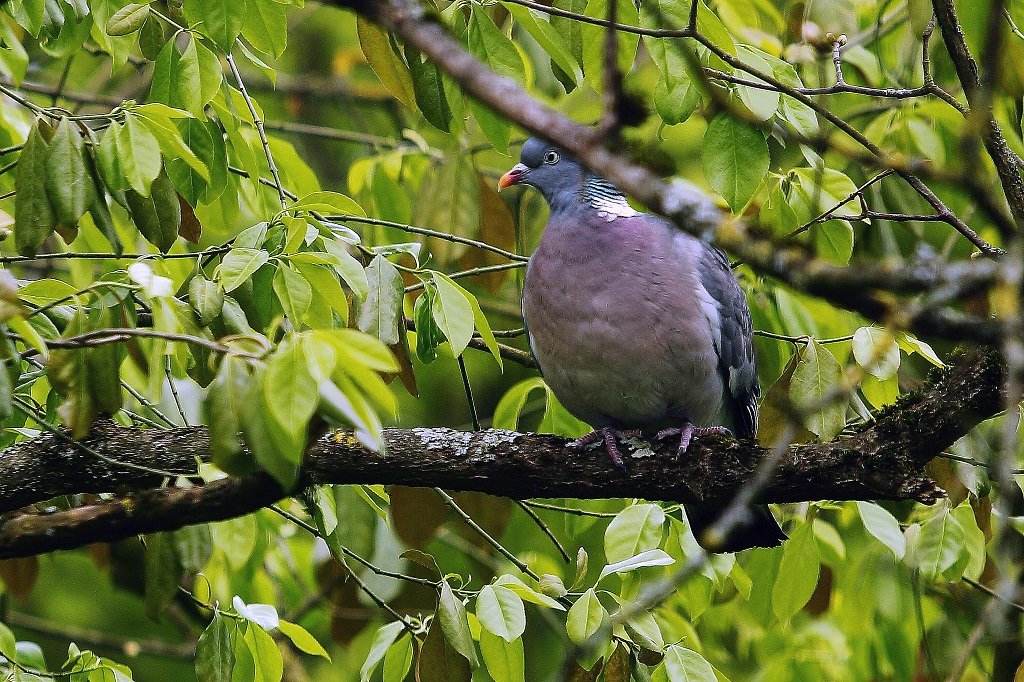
544, 151, 560, 165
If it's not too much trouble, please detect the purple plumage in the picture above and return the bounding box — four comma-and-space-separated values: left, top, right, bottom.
499, 137, 785, 552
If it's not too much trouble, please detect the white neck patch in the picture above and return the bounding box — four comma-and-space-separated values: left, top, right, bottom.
583, 177, 638, 222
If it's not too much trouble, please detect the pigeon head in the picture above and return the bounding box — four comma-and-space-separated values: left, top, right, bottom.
498, 137, 586, 210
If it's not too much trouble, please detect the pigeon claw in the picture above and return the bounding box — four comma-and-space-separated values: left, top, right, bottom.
657, 423, 732, 460
571, 427, 641, 475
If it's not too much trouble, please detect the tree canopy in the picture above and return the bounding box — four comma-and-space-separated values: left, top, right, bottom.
0, 0, 1020, 680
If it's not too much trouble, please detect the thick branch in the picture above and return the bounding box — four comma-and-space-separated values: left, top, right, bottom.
932, 0, 1024, 226
0, 348, 1004, 559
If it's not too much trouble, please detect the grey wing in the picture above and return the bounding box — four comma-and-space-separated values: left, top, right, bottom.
696, 244, 760, 439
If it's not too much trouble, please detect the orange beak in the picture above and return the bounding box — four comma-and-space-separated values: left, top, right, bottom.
498, 163, 529, 191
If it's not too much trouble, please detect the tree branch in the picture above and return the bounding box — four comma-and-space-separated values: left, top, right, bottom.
0, 348, 1003, 559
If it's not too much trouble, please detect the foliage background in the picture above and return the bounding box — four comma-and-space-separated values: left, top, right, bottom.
0, 0, 1018, 681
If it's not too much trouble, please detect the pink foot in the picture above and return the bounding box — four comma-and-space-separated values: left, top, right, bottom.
656, 423, 732, 459
571, 427, 642, 474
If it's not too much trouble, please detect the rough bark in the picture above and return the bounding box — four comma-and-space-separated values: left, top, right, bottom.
0, 348, 1004, 559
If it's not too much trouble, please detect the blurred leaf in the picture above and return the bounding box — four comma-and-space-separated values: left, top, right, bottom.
790, 339, 845, 441
771, 521, 819, 621
144, 533, 182, 620
856, 501, 906, 560
357, 16, 415, 108
702, 114, 768, 212
852, 326, 900, 380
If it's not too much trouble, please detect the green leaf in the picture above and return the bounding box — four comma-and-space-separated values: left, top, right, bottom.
219, 248, 269, 292
361, 622, 405, 681
208, 356, 255, 474
852, 326, 900, 380
144, 533, 183, 619
119, 114, 163, 196
139, 15, 164, 61
437, 578, 478, 667
701, 113, 768, 212
789, 339, 845, 441
244, 622, 284, 682
382, 632, 414, 682
106, 2, 150, 35
243, 367, 302, 486
45, 117, 93, 226
605, 503, 666, 564
856, 501, 906, 560
896, 332, 944, 367
599, 548, 675, 580
735, 45, 780, 121
405, 45, 452, 132
277, 620, 330, 660
492, 377, 545, 430
476, 585, 526, 642
183, 0, 244, 52
431, 272, 475, 357
290, 190, 365, 217
479, 629, 525, 682
264, 338, 317, 443
507, 3, 580, 81
357, 16, 415, 108
189, 275, 225, 326
661, 645, 716, 682
241, 0, 288, 58
125, 169, 181, 252
322, 237, 369, 300
273, 263, 312, 324
357, 255, 404, 345
771, 521, 820, 621
812, 220, 855, 265
914, 503, 965, 582
581, 0, 639, 90
134, 110, 210, 182
196, 613, 235, 682
565, 588, 608, 647
414, 287, 443, 363
14, 121, 55, 256
493, 574, 565, 610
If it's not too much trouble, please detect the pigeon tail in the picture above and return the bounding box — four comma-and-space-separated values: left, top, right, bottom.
685, 504, 787, 553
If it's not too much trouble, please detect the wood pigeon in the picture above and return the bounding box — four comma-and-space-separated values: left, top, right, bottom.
499, 138, 786, 551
